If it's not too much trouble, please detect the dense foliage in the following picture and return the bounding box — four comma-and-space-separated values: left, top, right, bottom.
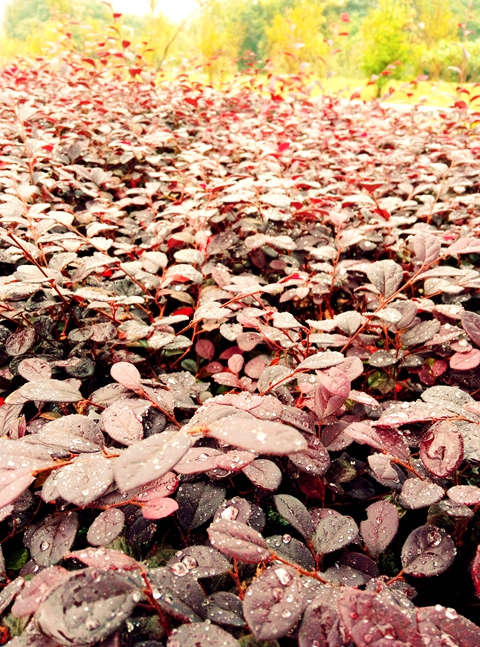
0, 41, 480, 647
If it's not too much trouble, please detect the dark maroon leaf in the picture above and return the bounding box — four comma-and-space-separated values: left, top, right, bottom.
207, 519, 271, 563
11, 566, 69, 617
266, 535, 315, 571
242, 565, 306, 640
242, 459, 282, 490
401, 525, 456, 577
68, 547, 139, 570
195, 339, 215, 360
314, 367, 350, 420
399, 478, 444, 510
447, 485, 480, 505
176, 481, 225, 530
344, 421, 410, 461
274, 494, 313, 540
26, 512, 78, 567
205, 417, 307, 455
147, 567, 206, 622
167, 545, 230, 579
166, 621, 241, 647
205, 591, 245, 627
87, 509, 125, 547
289, 437, 330, 476
35, 568, 140, 645
298, 593, 343, 647
416, 605, 480, 646
113, 431, 193, 491
338, 588, 423, 646
315, 514, 358, 554
56, 454, 114, 506
360, 500, 399, 558
471, 545, 480, 599
419, 420, 464, 478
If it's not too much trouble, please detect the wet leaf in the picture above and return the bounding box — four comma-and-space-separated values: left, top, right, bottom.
17, 358, 51, 381
399, 478, 444, 510
205, 591, 245, 627
148, 567, 206, 623
16, 379, 82, 403
167, 545, 231, 579
365, 260, 403, 298
56, 454, 114, 506
0, 468, 34, 509
87, 509, 125, 547
298, 593, 343, 647
176, 481, 225, 530
419, 421, 464, 478
401, 525, 456, 577
68, 547, 139, 570
113, 431, 193, 491
141, 496, 179, 520
110, 362, 142, 391
274, 494, 313, 540
266, 535, 315, 571
102, 398, 149, 445
166, 621, 241, 647
462, 310, 480, 347
37, 414, 104, 453
207, 519, 271, 564
288, 437, 330, 476
205, 418, 307, 455
242, 459, 282, 491
360, 500, 399, 558
315, 514, 358, 554
35, 568, 140, 645
401, 320, 440, 347
416, 604, 480, 647
26, 512, 78, 567
314, 367, 350, 420
11, 566, 69, 617
447, 485, 480, 506
5, 328, 36, 357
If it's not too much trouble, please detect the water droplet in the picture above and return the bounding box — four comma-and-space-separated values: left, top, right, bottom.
40, 541, 49, 551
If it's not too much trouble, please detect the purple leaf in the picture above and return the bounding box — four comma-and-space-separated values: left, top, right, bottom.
242, 459, 282, 491
450, 348, 480, 370
338, 588, 423, 647
274, 494, 313, 540
18, 358, 51, 381
68, 547, 139, 570
176, 481, 225, 530
401, 319, 440, 347
215, 450, 256, 472
266, 535, 315, 571
132, 471, 178, 501
289, 437, 330, 476
399, 478, 444, 510
173, 447, 222, 475
299, 593, 343, 647
296, 351, 345, 371
344, 421, 410, 461
141, 496, 179, 519
147, 567, 206, 622
26, 512, 78, 567
462, 310, 480, 347
87, 509, 125, 547
0, 468, 34, 509
446, 237, 480, 255
410, 232, 441, 265
113, 430, 193, 491
35, 568, 140, 645
195, 338, 215, 360
5, 328, 36, 356
167, 621, 241, 647
416, 605, 480, 646
110, 362, 142, 390
55, 454, 114, 506
205, 417, 307, 455
207, 519, 271, 563
16, 379, 83, 403
401, 525, 456, 577
360, 500, 399, 558
242, 565, 306, 640
102, 397, 149, 445
447, 485, 480, 506
365, 260, 403, 298
314, 367, 351, 420
11, 566, 69, 617
205, 591, 245, 627
37, 414, 104, 453
315, 514, 358, 554
167, 545, 230, 579
419, 421, 464, 478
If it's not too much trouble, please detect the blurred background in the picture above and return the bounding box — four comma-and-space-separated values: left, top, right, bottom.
0, 0, 479, 103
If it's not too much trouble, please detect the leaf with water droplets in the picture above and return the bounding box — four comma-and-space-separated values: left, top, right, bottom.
147, 567, 206, 623
416, 604, 480, 647
205, 417, 307, 455
11, 566, 69, 617
399, 478, 444, 510
26, 512, 79, 567
419, 421, 464, 478
5, 328, 36, 357
35, 568, 140, 645
242, 459, 282, 491
338, 588, 423, 647
205, 591, 245, 627
166, 621, 241, 647
314, 367, 351, 420
296, 351, 345, 371
360, 500, 399, 559
176, 481, 225, 530
37, 414, 104, 453
298, 592, 344, 647
68, 547, 139, 571
410, 232, 441, 265
167, 545, 231, 579
87, 508, 125, 547
315, 514, 358, 555
288, 437, 330, 476
102, 398, 149, 446
110, 362, 142, 391
401, 319, 440, 347
462, 311, 480, 347
274, 494, 313, 540
335, 310, 363, 335
16, 379, 82, 403
365, 260, 403, 298
242, 565, 306, 640
266, 535, 315, 571
446, 237, 480, 255
56, 454, 114, 506
207, 519, 270, 564
401, 525, 456, 577
0, 468, 34, 509
113, 431, 193, 491
447, 485, 480, 506
141, 496, 179, 520
18, 358, 52, 381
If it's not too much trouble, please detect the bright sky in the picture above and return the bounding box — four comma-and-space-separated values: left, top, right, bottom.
0, 0, 199, 25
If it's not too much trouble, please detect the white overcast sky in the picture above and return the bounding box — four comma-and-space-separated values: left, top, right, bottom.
0, 0, 199, 25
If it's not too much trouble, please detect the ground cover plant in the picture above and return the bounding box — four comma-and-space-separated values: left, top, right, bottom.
0, 29, 480, 647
